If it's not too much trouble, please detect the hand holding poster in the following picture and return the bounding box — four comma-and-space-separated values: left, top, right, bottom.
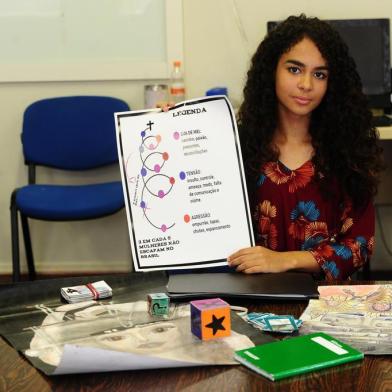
115, 96, 254, 271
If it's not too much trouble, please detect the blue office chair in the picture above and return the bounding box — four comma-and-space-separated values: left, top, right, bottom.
10, 96, 130, 282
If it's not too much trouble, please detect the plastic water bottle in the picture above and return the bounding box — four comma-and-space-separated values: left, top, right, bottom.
170, 60, 186, 103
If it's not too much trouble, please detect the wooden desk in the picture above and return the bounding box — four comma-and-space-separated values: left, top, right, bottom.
1, 276, 392, 391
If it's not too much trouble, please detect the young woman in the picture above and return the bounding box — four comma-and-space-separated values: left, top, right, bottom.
227, 15, 384, 280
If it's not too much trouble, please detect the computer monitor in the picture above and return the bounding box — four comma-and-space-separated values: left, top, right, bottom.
267, 19, 391, 112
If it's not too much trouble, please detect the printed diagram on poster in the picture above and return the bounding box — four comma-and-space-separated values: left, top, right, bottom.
115, 96, 254, 271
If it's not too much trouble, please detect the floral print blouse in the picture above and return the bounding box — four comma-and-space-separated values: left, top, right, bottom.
254, 160, 374, 281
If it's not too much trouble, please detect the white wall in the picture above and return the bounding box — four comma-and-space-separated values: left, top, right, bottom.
1, 0, 392, 275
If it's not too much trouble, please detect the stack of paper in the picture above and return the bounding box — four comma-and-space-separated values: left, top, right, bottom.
61, 280, 112, 303
299, 284, 392, 354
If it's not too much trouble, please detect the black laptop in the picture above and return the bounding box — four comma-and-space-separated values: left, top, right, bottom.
167, 272, 319, 300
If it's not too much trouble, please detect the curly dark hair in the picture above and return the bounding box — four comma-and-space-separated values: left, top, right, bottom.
238, 14, 384, 211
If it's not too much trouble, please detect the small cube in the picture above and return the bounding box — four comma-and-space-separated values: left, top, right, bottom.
147, 293, 170, 315
190, 298, 231, 340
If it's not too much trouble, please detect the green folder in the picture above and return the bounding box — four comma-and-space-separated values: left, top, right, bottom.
234, 332, 364, 381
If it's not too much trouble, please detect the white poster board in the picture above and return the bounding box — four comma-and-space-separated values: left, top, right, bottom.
115, 96, 254, 271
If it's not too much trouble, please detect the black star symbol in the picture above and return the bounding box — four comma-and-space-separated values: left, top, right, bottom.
205, 314, 226, 335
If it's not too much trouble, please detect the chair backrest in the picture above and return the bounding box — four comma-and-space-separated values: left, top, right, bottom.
22, 96, 130, 170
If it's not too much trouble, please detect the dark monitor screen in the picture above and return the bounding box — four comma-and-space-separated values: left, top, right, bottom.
267, 19, 391, 109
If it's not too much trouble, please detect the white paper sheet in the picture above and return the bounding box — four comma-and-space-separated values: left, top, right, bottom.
24, 300, 254, 375
115, 96, 254, 271
53, 345, 203, 374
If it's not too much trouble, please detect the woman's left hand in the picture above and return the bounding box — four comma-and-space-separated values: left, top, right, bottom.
227, 246, 292, 274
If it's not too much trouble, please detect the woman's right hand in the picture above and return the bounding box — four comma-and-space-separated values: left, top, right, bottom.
156, 101, 175, 112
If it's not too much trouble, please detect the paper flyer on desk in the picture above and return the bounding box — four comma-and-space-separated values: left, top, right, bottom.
0, 299, 253, 375
115, 96, 254, 271
299, 284, 392, 354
